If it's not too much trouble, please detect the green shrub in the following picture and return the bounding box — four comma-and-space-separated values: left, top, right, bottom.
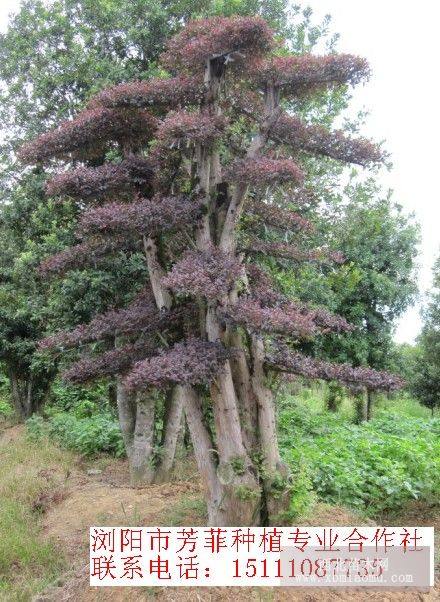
279, 395, 440, 516
25, 378, 125, 457
285, 448, 316, 519
0, 397, 13, 419
50, 379, 109, 414
27, 411, 125, 457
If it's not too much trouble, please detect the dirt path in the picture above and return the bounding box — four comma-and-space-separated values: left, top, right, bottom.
31, 454, 438, 602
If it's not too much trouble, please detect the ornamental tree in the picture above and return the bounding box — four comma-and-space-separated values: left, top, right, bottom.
20, 16, 403, 526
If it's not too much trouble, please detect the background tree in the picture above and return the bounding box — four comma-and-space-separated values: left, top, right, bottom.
411, 255, 440, 415
1, 0, 302, 418
21, 15, 403, 526
285, 179, 419, 420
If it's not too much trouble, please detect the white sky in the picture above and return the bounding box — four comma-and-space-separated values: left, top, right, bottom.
304, 1, 440, 343
1, 0, 439, 344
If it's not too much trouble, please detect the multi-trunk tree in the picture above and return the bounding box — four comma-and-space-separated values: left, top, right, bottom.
20, 16, 403, 526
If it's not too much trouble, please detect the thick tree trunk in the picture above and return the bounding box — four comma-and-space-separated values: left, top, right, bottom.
129, 393, 156, 486
143, 236, 172, 310
229, 331, 258, 453
116, 378, 137, 458
206, 303, 261, 525
154, 386, 184, 483
116, 379, 157, 486
182, 385, 225, 525
251, 335, 290, 523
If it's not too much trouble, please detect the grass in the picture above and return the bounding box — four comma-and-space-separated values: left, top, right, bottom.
0, 427, 74, 601
278, 388, 440, 517
163, 495, 207, 526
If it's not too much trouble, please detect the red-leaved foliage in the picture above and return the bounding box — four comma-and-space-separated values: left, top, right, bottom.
272, 113, 384, 166
78, 195, 202, 238
246, 262, 285, 305
163, 247, 244, 300
222, 298, 318, 338
39, 290, 160, 349
266, 345, 404, 392
247, 264, 353, 333
246, 264, 351, 335
227, 157, 304, 186
38, 236, 140, 276
19, 108, 158, 164
246, 239, 345, 264
161, 16, 274, 72
24, 15, 397, 406
222, 296, 353, 337
250, 54, 370, 96
246, 198, 314, 232
125, 338, 230, 389
91, 76, 204, 109
156, 111, 226, 148
63, 341, 155, 384
46, 157, 154, 200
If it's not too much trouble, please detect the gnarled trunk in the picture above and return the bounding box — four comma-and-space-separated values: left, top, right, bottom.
154, 386, 184, 483
251, 335, 290, 523
229, 330, 259, 454
182, 385, 226, 525
116, 379, 156, 487
210, 364, 261, 526
129, 393, 156, 486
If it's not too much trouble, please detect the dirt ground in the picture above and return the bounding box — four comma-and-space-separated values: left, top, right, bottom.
23, 447, 438, 602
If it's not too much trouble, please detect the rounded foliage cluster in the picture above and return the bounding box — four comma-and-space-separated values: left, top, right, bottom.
124, 338, 230, 389
250, 54, 370, 96
156, 111, 226, 148
161, 16, 274, 72
227, 157, 304, 186
163, 246, 244, 300
46, 157, 154, 200
92, 75, 204, 110
267, 346, 405, 392
78, 195, 202, 238
19, 108, 158, 163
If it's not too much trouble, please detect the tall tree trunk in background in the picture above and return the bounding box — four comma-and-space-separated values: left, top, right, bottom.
7, 365, 51, 420
354, 388, 368, 423
108, 380, 117, 409
366, 389, 374, 421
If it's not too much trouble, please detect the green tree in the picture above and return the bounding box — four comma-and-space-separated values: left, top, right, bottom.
412, 255, 440, 415
317, 180, 418, 419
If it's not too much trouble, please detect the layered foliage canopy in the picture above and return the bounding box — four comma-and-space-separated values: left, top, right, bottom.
19, 11, 409, 526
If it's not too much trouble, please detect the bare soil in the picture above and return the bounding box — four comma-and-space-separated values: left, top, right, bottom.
29, 452, 439, 602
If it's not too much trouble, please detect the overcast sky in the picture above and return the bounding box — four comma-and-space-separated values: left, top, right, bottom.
1, 0, 438, 344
